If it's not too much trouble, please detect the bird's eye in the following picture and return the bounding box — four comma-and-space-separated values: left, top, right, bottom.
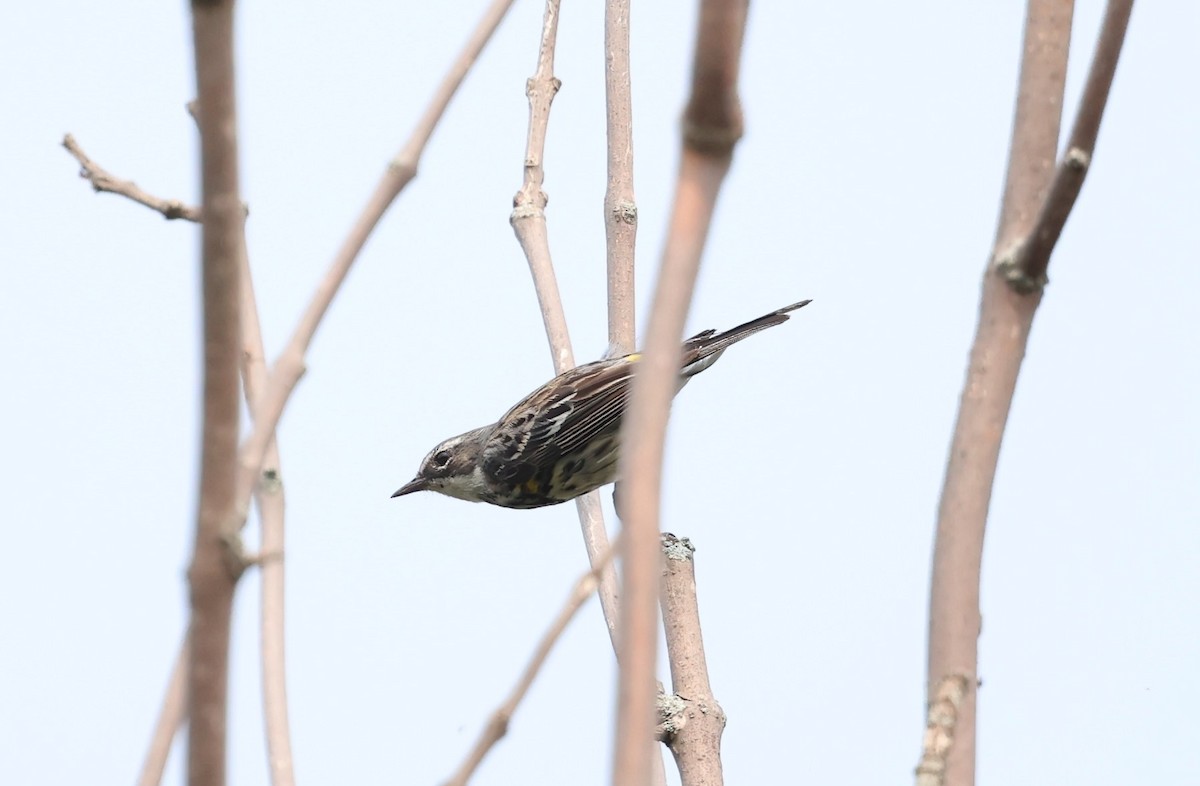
431, 450, 452, 468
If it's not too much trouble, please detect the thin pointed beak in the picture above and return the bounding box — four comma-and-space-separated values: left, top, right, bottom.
391, 477, 429, 498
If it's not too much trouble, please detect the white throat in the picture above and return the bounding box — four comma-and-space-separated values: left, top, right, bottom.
433, 467, 492, 502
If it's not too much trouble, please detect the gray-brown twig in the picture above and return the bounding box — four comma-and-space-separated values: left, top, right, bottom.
659, 535, 725, 786
604, 0, 637, 355
62, 134, 200, 221
441, 537, 621, 786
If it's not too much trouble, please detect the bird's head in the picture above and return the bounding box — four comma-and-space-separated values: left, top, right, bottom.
392, 425, 493, 502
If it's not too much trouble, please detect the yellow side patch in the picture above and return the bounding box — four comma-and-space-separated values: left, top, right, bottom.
627, 353, 642, 362
523, 478, 540, 493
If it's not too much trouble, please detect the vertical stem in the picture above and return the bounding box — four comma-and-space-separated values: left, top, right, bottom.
187, 0, 244, 783
604, 0, 637, 355
923, 3, 1074, 785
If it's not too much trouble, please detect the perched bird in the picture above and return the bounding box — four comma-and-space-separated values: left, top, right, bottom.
392, 299, 811, 509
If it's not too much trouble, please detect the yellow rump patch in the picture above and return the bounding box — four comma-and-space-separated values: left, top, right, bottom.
523, 478, 540, 493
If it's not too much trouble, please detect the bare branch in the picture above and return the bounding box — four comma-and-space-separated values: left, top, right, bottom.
228, 0, 517, 546
926, 2, 1076, 785
62, 134, 201, 221
611, 3, 748, 785
136, 638, 189, 786
442, 538, 621, 786
235, 226, 296, 786
509, 0, 624, 649
604, 0, 637, 355
1006, 0, 1134, 289
186, 0, 244, 783
659, 535, 725, 786
511, 0, 571, 370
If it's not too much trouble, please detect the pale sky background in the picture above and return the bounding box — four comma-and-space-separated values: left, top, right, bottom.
2, 1, 1198, 784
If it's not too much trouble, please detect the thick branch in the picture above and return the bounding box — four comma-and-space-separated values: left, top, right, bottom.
63, 134, 201, 221
442, 539, 620, 786
925, 3, 1076, 786
186, 1, 243, 784
604, 0, 637, 355
659, 535, 725, 786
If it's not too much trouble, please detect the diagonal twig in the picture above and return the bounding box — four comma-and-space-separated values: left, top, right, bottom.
63, 134, 201, 221
441, 537, 621, 786
136, 637, 190, 786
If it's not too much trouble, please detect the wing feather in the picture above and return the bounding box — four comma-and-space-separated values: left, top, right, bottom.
481, 358, 635, 483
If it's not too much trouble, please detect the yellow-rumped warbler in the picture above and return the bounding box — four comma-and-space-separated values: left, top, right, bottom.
392, 299, 811, 508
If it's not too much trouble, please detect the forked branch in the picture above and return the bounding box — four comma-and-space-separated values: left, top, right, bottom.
924, 2, 1133, 785
1000, 0, 1135, 290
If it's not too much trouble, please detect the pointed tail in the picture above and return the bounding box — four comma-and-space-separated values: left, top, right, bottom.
681, 299, 811, 377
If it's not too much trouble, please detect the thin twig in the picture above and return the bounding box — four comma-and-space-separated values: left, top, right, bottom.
925, 2, 1076, 785
227, 0, 518, 545
1005, 0, 1134, 289
442, 537, 622, 786
187, 0, 244, 783
511, 0, 571, 370
509, 0, 624, 648
659, 535, 725, 786
62, 134, 201, 221
604, 0, 637, 355
235, 227, 296, 785
136, 637, 189, 786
